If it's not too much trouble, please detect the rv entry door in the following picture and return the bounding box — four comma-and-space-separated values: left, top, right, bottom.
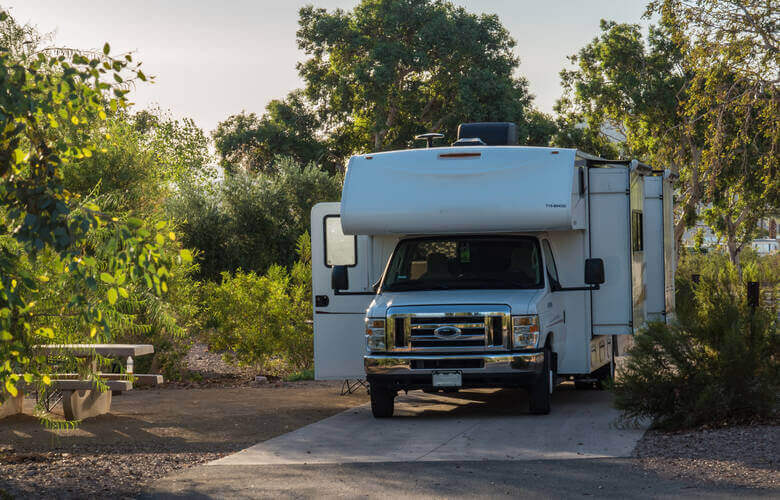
311, 202, 374, 380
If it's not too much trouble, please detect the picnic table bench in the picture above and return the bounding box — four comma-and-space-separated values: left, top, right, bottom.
1, 344, 162, 421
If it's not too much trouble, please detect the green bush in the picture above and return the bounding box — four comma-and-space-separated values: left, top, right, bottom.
168, 156, 341, 280
284, 369, 315, 382
202, 233, 313, 376
613, 252, 779, 429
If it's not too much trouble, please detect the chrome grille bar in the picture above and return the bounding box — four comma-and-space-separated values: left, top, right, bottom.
386, 305, 511, 353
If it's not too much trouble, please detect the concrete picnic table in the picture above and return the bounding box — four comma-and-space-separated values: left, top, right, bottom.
2, 344, 164, 420
34, 343, 156, 420
34, 343, 155, 358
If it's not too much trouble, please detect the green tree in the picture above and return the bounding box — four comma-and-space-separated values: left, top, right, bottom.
213, 90, 334, 174
132, 107, 215, 184
296, 0, 537, 153
557, 6, 778, 265
521, 110, 558, 147
556, 20, 689, 183
168, 156, 341, 280
651, 0, 779, 266
0, 9, 189, 405
54, 106, 209, 380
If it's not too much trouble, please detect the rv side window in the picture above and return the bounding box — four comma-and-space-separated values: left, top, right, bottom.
324, 215, 356, 267
541, 240, 560, 288
632, 210, 644, 252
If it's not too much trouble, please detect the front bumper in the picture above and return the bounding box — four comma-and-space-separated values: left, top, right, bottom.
365, 351, 544, 390
365, 352, 543, 375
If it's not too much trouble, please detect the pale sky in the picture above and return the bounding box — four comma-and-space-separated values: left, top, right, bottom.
6, 1, 651, 134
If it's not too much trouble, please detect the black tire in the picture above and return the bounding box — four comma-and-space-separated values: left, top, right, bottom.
529, 347, 552, 415
370, 383, 395, 418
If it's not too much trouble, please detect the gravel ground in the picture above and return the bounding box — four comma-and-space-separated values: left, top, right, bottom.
634, 424, 779, 489
0, 448, 221, 499
184, 342, 255, 379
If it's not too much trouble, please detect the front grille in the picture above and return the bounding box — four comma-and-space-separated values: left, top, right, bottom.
386, 306, 510, 353
411, 340, 486, 348
491, 316, 504, 346
393, 317, 405, 348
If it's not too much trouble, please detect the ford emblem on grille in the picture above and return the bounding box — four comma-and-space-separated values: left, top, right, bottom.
433, 326, 462, 338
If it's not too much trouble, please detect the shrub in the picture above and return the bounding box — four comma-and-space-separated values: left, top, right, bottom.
202, 233, 313, 376
613, 253, 779, 429
285, 369, 315, 382
168, 156, 341, 280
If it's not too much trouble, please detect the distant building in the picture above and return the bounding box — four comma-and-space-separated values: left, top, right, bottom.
751, 239, 779, 255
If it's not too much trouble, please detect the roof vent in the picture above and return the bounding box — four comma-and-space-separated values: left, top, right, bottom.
457, 122, 517, 146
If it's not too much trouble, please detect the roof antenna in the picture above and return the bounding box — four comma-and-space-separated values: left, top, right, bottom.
414, 132, 445, 148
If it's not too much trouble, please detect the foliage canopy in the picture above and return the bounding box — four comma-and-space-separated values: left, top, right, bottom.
558, 1, 779, 264
0, 10, 191, 404
214, 0, 557, 173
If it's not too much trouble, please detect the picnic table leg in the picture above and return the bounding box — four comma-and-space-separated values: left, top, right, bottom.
61, 388, 112, 421
63, 355, 112, 420
0, 390, 24, 418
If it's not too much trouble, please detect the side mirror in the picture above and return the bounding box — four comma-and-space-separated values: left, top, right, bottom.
331, 265, 349, 290
585, 258, 605, 285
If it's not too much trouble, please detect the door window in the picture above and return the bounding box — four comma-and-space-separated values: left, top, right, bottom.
541, 240, 560, 288
324, 215, 356, 267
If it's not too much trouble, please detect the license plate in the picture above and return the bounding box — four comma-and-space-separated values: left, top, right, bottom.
432, 370, 462, 387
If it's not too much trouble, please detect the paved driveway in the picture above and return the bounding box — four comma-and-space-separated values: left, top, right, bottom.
144, 386, 766, 499
212, 386, 643, 465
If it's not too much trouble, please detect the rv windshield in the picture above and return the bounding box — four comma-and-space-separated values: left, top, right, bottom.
382, 237, 543, 291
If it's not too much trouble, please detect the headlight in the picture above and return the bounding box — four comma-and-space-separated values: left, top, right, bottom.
365, 318, 386, 352
512, 315, 539, 349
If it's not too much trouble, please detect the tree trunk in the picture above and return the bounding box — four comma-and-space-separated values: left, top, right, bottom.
724, 214, 742, 274
727, 237, 741, 272
374, 131, 384, 151
674, 217, 687, 260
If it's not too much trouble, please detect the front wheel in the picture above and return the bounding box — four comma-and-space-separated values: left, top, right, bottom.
370, 383, 395, 418
529, 347, 552, 415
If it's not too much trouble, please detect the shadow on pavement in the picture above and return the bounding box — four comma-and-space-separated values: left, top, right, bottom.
142, 458, 775, 499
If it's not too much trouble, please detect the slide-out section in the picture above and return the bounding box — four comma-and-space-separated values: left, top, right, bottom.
588, 166, 632, 336
643, 173, 676, 322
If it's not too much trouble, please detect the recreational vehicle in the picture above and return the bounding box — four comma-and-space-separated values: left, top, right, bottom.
311, 122, 675, 417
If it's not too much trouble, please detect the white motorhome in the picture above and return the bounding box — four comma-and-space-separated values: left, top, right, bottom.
311, 122, 675, 417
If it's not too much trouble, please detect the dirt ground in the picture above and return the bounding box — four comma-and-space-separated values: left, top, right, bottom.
0, 382, 368, 499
